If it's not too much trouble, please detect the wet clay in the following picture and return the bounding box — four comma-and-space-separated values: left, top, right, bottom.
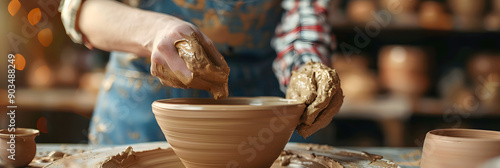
337, 151, 383, 163
32, 151, 71, 163
90, 143, 395, 168
286, 61, 344, 137
277, 150, 344, 168
100, 146, 184, 168
44, 142, 397, 168
100, 146, 137, 168
152, 32, 230, 99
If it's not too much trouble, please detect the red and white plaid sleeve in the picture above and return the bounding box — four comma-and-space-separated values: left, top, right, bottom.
272, 0, 336, 93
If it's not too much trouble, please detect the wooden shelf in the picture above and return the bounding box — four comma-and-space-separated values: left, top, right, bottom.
1, 89, 96, 114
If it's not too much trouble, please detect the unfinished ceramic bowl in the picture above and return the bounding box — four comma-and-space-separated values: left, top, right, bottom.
152, 97, 305, 168
0, 128, 39, 167
421, 129, 500, 168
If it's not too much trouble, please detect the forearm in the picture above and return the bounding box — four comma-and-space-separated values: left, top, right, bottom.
78, 0, 179, 57
272, 0, 333, 92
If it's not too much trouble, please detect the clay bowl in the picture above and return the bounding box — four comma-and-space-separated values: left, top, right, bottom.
0, 128, 39, 167
421, 129, 500, 168
152, 97, 306, 168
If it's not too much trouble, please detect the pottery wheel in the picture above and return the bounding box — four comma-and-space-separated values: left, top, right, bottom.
45, 142, 399, 168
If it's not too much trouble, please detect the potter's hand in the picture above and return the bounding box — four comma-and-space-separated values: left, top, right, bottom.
150, 20, 230, 99
286, 61, 344, 138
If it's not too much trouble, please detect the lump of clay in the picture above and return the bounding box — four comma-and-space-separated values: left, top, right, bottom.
153, 33, 230, 99
286, 61, 344, 137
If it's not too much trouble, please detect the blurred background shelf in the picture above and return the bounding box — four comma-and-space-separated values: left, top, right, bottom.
1, 89, 96, 116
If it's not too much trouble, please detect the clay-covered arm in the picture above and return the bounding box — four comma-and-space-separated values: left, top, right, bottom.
287, 61, 344, 138
272, 0, 343, 137
271, 0, 334, 92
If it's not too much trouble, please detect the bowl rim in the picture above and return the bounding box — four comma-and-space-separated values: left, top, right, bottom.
0, 128, 40, 138
152, 97, 304, 111
426, 128, 500, 142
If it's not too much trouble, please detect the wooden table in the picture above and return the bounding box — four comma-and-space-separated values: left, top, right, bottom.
24, 142, 422, 168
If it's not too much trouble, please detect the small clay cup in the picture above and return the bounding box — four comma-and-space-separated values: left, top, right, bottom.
152, 97, 305, 168
421, 129, 500, 168
0, 128, 39, 167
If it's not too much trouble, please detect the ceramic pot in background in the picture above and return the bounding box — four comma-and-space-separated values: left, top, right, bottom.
467, 53, 500, 111
421, 129, 500, 168
468, 53, 500, 83
328, 0, 348, 26
331, 54, 378, 102
0, 128, 39, 167
419, 1, 452, 30
152, 97, 305, 168
448, 0, 485, 30
494, 0, 500, 12
347, 0, 378, 24
379, 45, 430, 98
448, 0, 485, 17
485, 12, 500, 31
379, 0, 419, 14
453, 15, 483, 31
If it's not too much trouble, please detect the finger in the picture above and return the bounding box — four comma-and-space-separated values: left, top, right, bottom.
198, 32, 230, 72
297, 88, 344, 138
150, 52, 187, 88
302, 64, 338, 125
156, 38, 192, 81
290, 62, 337, 126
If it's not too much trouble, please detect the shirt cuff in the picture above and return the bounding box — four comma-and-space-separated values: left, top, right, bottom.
59, 0, 84, 44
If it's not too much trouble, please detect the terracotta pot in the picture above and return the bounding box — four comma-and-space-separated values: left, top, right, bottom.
380, 0, 419, 14
379, 45, 428, 72
494, 0, 500, 13
448, 0, 485, 17
347, 0, 378, 24
419, 1, 453, 30
0, 128, 39, 167
379, 45, 430, 97
453, 15, 483, 31
421, 129, 500, 168
468, 53, 500, 83
152, 97, 305, 168
485, 12, 500, 31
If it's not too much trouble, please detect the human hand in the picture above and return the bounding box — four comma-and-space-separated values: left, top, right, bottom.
286, 61, 344, 137
150, 20, 230, 99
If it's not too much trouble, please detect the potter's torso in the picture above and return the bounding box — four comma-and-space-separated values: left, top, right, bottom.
135, 0, 283, 58
88, 0, 286, 145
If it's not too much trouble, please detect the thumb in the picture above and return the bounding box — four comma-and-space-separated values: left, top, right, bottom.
156, 38, 192, 81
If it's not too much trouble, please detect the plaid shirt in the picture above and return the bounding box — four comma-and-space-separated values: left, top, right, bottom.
272, 0, 335, 92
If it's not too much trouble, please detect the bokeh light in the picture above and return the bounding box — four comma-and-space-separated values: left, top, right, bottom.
37, 117, 49, 134
8, 0, 21, 16
28, 8, 41, 26
38, 28, 53, 47
14, 53, 26, 71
